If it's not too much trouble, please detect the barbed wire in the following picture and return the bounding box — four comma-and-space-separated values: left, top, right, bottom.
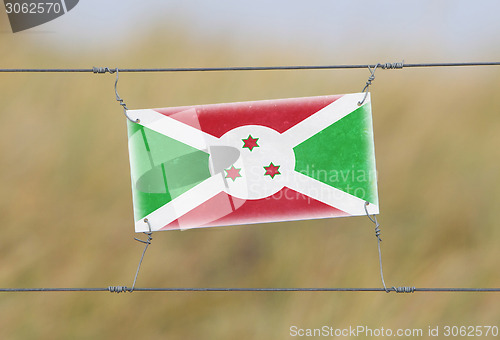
0, 61, 499, 73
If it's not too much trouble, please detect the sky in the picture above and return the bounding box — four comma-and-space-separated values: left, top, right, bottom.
2, 0, 500, 62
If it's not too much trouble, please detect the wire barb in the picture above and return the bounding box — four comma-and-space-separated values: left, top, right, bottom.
380, 61, 405, 69
391, 286, 415, 293
92, 67, 115, 74
108, 286, 129, 293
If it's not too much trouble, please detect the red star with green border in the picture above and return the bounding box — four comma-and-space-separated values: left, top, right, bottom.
242, 135, 259, 151
264, 162, 280, 179
225, 165, 242, 181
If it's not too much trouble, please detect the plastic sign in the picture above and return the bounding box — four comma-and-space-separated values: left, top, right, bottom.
126, 93, 379, 232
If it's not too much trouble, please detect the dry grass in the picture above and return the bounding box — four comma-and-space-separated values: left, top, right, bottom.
1, 19, 500, 339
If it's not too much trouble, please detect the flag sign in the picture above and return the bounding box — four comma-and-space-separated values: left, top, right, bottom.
126, 93, 379, 232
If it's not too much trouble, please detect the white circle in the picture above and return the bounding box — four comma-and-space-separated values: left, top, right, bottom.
215, 125, 295, 200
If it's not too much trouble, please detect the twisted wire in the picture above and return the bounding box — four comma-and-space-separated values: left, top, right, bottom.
112, 68, 139, 123
364, 202, 389, 292
92, 67, 115, 74
357, 64, 379, 106
129, 219, 154, 292
391, 286, 416, 293
108, 286, 129, 293
364, 202, 416, 294
380, 61, 404, 69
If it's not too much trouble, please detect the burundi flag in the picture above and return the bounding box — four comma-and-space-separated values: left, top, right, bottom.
126, 93, 379, 232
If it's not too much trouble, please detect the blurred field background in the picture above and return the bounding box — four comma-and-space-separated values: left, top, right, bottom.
1, 2, 500, 339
